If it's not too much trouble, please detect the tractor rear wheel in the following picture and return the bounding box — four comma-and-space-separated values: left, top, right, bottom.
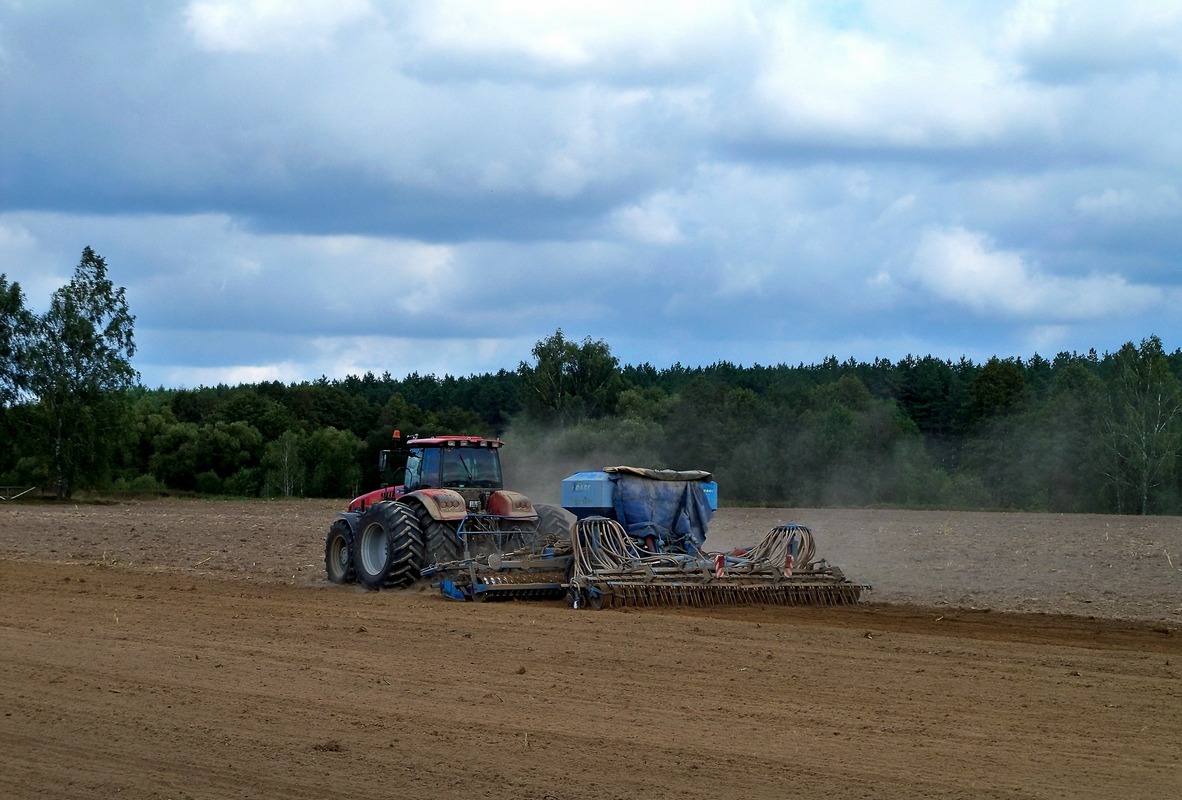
535, 503, 575, 541
353, 501, 424, 589
324, 519, 355, 584
414, 505, 462, 567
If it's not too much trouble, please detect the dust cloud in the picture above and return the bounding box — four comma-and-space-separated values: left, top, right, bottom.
496, 421, 669, 506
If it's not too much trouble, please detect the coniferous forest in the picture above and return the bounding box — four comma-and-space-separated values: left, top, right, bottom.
4, 252, 1182, 513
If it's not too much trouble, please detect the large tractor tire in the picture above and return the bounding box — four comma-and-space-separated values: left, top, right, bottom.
353, 501, 424, 589
535, 503, 575, 541
324, 519, 355, 584
412, 503, 463, 566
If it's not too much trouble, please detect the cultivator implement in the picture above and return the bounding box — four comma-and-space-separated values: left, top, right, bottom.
567, 517, 868, 610
425, 534, 573, 602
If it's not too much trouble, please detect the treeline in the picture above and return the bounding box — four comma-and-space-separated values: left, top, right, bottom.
4, 253, 1182, 513
515, 334, 1182, 514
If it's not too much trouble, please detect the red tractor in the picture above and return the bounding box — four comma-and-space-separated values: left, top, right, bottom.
325, 432, 571, 589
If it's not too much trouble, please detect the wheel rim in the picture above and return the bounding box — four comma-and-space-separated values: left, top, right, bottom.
330, 535, 348, 571
358, 522, 388, 577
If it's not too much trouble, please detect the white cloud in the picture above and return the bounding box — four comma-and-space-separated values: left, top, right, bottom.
1003, 0, 1182, 80
1023, 324, 1073, 354
876, 193, 916, 223
185, 0, 375, 53
746, 3, 1053, 149
305, 234, 457, 316
308, 334, 521, 381
1075, 186, 1182, 222
713, 259, 770, 297
909, 227, 1161, 320
0, 221, 70, 307
403, 0, 754, 80
163, 362, 306, 388
610, 199, 683, 245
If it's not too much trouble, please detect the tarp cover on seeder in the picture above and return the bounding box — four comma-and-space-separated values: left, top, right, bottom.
604, 467, 714, 551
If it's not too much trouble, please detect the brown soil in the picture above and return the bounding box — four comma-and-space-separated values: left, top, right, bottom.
1, 500, 1180, 799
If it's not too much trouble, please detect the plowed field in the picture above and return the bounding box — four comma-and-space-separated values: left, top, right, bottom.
2, 500, 1180, 799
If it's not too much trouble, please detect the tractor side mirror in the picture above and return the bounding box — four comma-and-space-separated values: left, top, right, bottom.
378, 450, 390, 473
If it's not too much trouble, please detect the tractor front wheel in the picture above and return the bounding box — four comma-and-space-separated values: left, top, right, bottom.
324, 519, 355, 584
353, 501, 424, 589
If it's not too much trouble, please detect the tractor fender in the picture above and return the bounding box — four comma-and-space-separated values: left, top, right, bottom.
403, 488, 468, 522
348, 485, 403, 513
336, 511, 362, 536
487, 490, 536, 519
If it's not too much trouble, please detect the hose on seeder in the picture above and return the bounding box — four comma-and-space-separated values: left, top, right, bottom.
568, 517, 867, 609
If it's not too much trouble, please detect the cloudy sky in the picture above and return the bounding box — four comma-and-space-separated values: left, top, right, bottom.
2, 1, 1181, 388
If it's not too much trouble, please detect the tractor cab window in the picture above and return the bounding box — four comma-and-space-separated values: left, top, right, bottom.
403, 449, 422, 489
404, 447, 441, 490
418, 448, 441, 489
440, 447, 502, 489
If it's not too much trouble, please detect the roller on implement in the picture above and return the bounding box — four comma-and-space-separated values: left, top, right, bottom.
427, 539, 573, 603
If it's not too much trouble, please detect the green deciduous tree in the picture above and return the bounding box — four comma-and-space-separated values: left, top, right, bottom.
260, 426, 363, 498
195, 420, 264, 495
1102, 336, 1182, 514
519, 329, 622, 424
1025, 363, 1108, 512
25, 248, 138, 497
304, 426, 364, 498
965, 357, 1029, 427
149, 421, 200, 491
792, 375, 922, 506
263, 429, 306, 498
659, 377, 765, 478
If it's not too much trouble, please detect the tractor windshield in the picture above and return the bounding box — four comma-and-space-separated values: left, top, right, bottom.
440, 447, 502, 489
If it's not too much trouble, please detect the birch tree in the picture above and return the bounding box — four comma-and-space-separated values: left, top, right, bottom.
25, 248, 138, 497
1102, 336, 1182, 514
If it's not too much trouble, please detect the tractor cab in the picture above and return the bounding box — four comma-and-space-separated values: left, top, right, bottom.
402, 439, 504, 491
354, 433, 508, 513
